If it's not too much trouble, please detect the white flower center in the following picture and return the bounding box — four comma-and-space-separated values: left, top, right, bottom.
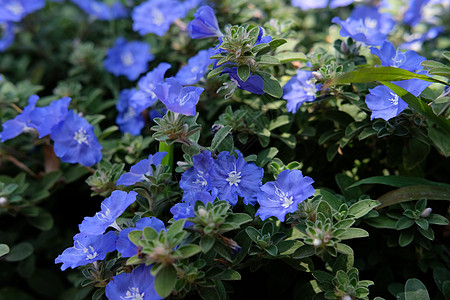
192, 171, 208, 187
230, 77, 241, 87
121, 287, 145, 300
6, 1, 24, 16
191, 66, 199, 73
124, 106, 137, 119
226, 167, 242, 187
304, 79, 317, 96
388, 92, 399, 105
392, 50, 406, 67
272, 186, 294, 208
96, 203, 111, 221
364, 17, 378, 29
74, 129, 89, 145
152, 8, 165, 26
84, 245, 99, 260
179, 93, 190, 106
121, 51, 135, 67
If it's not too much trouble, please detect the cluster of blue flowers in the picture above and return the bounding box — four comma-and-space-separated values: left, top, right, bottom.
282, 0, 443, 120
0, 95, 102, 166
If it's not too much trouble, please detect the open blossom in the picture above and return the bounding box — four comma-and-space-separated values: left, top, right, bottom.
0, 95, 39, 142
116, 88, 145, 136
55, 231, 117, 271
132, 0, 187, 37
0, 21, 15, 52
187, 5, 222, 39
71, 0, 128, 20
221, 67, 265, 95
370, 41, 425, 72
79, 191, 138, 235
256, 169, 315, 222
365, 79, 431, 121
50, 110, 102, 167
116, 217, 165, 257
29, 97, 71, 138
332, 6, 395, 46
153, 77, 204, 116
283, 70, 321, 113
105, 265, 162, 300
210, 150, 264, 206
104, 37, 154, 81
175, 48, 215, 85
0, 0, 45, 22
291, 0, 353, 10
116, 152, 167, 186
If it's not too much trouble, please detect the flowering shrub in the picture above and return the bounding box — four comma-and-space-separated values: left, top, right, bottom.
0, 0, 449, 299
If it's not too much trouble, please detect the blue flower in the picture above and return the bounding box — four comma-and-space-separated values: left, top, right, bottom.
0, 0, 45, 22
291, 0, 353, 10
210, 150, 263, 206
400, 26, 443, 51
221, 67, 265, 95
332, 6, 395, 46
175, 48, 215, 85
79, 191, 138, 235
187, 5, 222, 39
256, 169, 315, 222
403, 0, 430, 27
179, 150, 214, 204
116, 217, 165, 258
70, 0, 128, 21
29, 97, 71, 138
370, 41, 425, 72
365, 78, 431, 121
104, 37, 154, 81
283, 70, 322, 113
116, 152, 167, 187
55, 231, 117, 271
132, 0, 187, 37
0, 94, 38, 142
170, 190, 217, 226
149, 107, 167, 122
131, 62, 172, 112
50, 110, 102, 167
105, 265, 162, 300
0, 21, 14, 52
116, 89, 145, 136
154, 77, 204, 116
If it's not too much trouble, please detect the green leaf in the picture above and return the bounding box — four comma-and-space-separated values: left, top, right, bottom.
207, 65, 227, 79
27, 209, 54, 231
402, 139, 430, 171
428, 121, 450, 157
399, 229, 415, 247
338, 228, 369, 240
348, 176, 450, 189
154, 264, 177, 298
268, 38, 287, 49
167, 219, 186, 239
5, 242, 33, 262
200, 236, 215, 253
237, 65, 250, 82
0, 244, 10, 257
331, 67, 447, 86
364, 215, 397, 229
377, 185, 450, 209
211, 269, 241, 281
417, 226, 434, 240
211, 125, 233, 152
245, 227, 261, 243
256, 147, 279, 167
336, 243, 354, 255
268, 115, 290, 131
404, 278, 430, 300
275, 52, 307, 63
226, 213, 252, 226
128, 230, 142, 245
415, 218, 429, 230
256, 55, 281, 65
395, 217, 415, 230
255, 71, 283, 98
348, 200, 380, 219
173, 244, 201, 259
427, 214, 449, 225
292, 245, 316, 259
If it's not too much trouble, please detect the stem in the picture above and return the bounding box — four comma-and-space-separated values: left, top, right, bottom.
159, 141, 174, 171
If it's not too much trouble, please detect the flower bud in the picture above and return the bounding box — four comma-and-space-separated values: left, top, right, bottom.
0, 197, 7, 205
312, 71, 323, 81
198, 207, 207, 217
420, 207, 432, 218
340, 41, 349, 53
313, 238, 322, 247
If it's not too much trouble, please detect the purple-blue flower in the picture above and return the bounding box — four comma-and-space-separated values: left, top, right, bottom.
221, 67, 265, 95
104, 38, 154, 81
170, 190, 217, 226
131, 62, 172, 112
0, 0, 45, 22
70, 0, 128, 21
79, 191, 138, 235
116, 217, 165, 257
105, 265, 162, 300
403, 0, 430, 27
283, 70, 322, 113
116, 89, 145, 136
187, 5, 222, 39
132, 0, 187, 37
256, 169, 315, 222
0, 94, 38, 142
149, 107, 167, 122
55, 231, 117, 271
179, 150, 214, 204
291, 0, 354, 10
0, 21, 14, 52
116, 152, 167, 186
365, 78, 431, 121
175, 48, 215, 85
210, 150, 264, 206
29, 97, 71, 138
153, 77, 204, 116
400, 26, 443, 51
370, 41, 425, 72
50, 110, 102, 167
332, 6, 395, 46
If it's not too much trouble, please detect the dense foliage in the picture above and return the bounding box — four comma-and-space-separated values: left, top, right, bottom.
0, 0, 449, 299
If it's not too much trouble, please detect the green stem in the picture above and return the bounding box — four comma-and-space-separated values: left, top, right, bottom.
159, 141, 174, 171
